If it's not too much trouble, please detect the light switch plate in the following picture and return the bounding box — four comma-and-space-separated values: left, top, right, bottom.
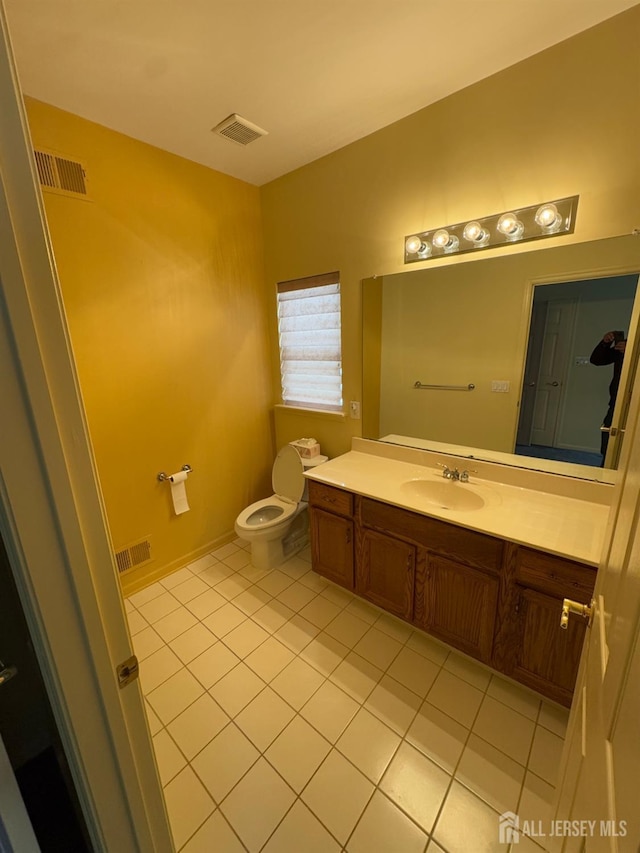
349, 401, 361, 419
491, 380, 510, 393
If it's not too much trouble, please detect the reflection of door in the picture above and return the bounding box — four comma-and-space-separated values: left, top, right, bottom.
517, 275, 639, 465
530, 300, 575, 446
553, 367, 640, 850
517, 301, 547, 445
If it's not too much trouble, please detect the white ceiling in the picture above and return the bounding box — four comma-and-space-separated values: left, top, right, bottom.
5, 1, 638, 186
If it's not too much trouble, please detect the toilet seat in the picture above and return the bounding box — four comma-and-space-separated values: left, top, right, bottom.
235, 495, 297, 532
235, 446, 306, 534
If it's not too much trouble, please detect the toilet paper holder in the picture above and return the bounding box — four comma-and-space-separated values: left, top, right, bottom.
157, 464, 193, 482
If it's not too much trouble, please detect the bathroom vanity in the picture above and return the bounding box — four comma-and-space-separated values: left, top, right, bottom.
305, 439, 611, 707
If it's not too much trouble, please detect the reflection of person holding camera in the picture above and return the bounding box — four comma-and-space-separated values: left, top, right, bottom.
590, 331, 626, 462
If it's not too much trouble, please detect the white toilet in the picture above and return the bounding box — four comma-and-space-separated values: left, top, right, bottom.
234, 445, 328, 570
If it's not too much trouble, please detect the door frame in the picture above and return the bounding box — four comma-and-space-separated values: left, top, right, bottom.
514, 266, 640, 461
0, 4, 173, 851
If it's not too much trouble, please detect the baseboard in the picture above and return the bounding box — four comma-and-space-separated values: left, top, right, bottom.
119, 529, 237, 597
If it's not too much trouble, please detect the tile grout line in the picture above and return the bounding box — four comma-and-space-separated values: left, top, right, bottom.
127, 547, 566, 851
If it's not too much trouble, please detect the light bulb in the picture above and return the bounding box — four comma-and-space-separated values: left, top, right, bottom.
405, 235, 431, 257
535, 203, 562, 232
433, 229, 451, 248
462, 221, 489, 245
432, 229, 459, 252
497, 212, 524, 240
405, 235, 423, 254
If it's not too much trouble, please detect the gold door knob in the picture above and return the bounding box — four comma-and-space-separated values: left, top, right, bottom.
560, 598, 593, 630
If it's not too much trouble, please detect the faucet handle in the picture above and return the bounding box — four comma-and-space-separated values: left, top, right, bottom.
459, 468, 477, 482
435, 462, 453, 479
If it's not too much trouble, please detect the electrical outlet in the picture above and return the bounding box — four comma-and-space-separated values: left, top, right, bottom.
491, 380, 510, 393
349, 401, 361, 419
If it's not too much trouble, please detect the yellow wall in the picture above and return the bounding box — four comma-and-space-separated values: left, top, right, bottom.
261, 8, 640, 457
26, 99, 274, 591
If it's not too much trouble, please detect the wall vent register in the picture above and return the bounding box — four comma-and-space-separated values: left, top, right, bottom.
114, 537, 153, 573
33, 148, 89, 198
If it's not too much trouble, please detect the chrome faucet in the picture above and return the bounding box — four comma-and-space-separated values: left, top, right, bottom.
437, 463, 460, 480
436, 463, 476, 482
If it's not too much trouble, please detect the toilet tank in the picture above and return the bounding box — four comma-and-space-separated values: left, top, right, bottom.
301, 455, 328, 501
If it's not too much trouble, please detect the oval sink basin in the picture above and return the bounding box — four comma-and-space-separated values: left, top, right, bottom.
400, 479, 486, 511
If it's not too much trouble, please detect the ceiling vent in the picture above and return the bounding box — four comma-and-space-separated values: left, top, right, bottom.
33, 148, 90, 199
212, 113, 268, 146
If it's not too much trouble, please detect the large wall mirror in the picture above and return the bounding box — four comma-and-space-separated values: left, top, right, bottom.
362, 234, 640, 481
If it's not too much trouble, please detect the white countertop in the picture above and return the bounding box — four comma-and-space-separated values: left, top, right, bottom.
305, 449, 610, 566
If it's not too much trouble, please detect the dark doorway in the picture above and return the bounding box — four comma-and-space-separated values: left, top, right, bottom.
0, 532, 91, 852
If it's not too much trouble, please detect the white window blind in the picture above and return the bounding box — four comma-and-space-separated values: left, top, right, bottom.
277, 272, 343, 412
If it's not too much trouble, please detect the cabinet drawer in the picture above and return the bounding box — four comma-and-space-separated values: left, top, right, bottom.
360, 497, 502, 572
308, 481, 354, 517
515, 548, 596, 601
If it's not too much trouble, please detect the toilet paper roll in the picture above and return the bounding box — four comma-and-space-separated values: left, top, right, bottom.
169, 470, 190, 515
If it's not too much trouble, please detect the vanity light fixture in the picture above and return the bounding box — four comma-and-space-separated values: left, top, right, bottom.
403, 195, 579, 264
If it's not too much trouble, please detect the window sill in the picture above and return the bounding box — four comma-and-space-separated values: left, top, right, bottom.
274, 404, 346, 421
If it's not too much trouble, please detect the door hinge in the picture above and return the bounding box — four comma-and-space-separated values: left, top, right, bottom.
117, 654, 139, 688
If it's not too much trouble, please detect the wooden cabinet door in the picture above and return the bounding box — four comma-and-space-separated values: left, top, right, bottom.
510, 586, 587, 707
417, 554, 499, 663
357, 529, 415, 620
310, 507, 354, 590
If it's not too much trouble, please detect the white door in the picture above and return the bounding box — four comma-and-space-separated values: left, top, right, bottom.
0, 5, 173, 851
553, 335, 640, 850
530, 300, 575, 446
517, 301, 548, 446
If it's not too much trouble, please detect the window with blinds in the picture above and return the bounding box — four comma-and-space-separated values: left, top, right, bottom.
277, 272, 343, 412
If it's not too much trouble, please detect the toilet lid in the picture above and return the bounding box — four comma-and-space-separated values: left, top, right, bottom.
272, 445, 305, 503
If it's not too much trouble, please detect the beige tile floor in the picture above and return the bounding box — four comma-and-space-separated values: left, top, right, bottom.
125, 540, 568, 853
